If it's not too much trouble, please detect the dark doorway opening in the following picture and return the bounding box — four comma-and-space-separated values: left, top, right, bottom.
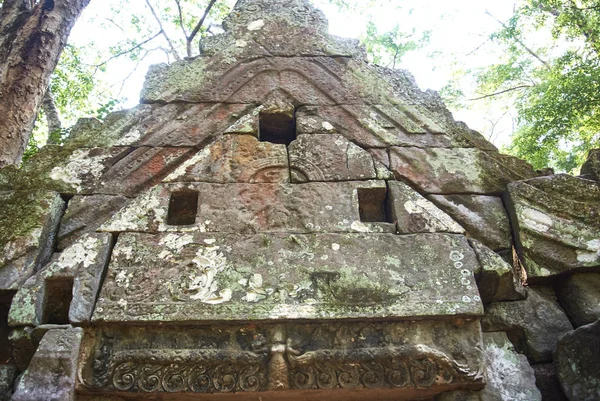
167, 191, 199, 226
42, 277, 74, 325
358, 187, 392, 223
259, 111, 297, 146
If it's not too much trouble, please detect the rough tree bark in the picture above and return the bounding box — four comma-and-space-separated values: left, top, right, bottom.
0, 0, 91, 167
41, 89, 62, 144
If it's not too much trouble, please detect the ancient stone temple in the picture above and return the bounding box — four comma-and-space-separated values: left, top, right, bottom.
1, 0, 599, 400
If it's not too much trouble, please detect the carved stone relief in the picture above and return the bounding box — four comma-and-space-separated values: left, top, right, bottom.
77, 321, 484, 396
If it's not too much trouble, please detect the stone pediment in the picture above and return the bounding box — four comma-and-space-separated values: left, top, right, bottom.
4, 0, 598, 400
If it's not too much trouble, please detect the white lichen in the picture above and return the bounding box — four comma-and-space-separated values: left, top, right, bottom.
187, 245, 231, 304
247, 19, 265, 31
520, 208, 553, 233
115, 129, 142, 146
322, 121, 334, 131
49, 149, 111, 192
350, 221, 371, 233
164, 148, 210, 181
58, 235, 101, 269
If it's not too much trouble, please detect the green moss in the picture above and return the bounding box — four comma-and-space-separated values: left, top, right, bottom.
0, 191, 58, 245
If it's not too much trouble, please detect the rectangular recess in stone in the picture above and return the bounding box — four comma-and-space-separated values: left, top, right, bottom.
167, 191, 199, 226
358, 187, 391, 223
259, 110, 297, 146
101, 181, 395, 234
42, 277, 74, 325
93, 232, 484, 323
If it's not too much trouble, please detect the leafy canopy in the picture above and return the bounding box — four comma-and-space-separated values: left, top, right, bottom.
444, 0, 600, 172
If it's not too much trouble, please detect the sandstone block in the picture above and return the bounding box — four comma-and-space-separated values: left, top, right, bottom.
469, 239, 525, 304
9, 233, 112, 326
100, 181, 396, 234
164, 135, 289, 184
430, 195, 512, 251
482, 287, 573, 363
0, 364, 16, 401
505, 174, 600, 279
78, 320, 484, 396
388, 181, 464, 234
93, 232, 483, 323
480, 332, 541, 401
554, 320, 600, 401
390, 147, 537, 195
289, 134, 376, 182
0, 191, 64, 290
12, 328, 83, 401
556, 273, 600, 327
58, 195, 129, 250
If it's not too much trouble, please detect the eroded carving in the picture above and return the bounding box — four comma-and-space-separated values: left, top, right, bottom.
78, 321, 484, 395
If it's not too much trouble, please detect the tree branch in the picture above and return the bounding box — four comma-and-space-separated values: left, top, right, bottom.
486, 10, 552, 70
174, 0, 188, 38
93, 31, 162, 69
41, 89, 62, 144
469, 85, 531, 101
186, 0, 217, 57
145, 0, 181, 61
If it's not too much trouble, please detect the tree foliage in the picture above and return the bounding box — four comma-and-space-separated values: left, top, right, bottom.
445, 0, 600, 172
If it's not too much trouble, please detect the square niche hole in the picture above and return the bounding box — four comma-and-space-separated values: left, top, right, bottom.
259, 111, 296, 146
167, 191, 199, 226
358, 187, 392, 223
42, 277, 73, 325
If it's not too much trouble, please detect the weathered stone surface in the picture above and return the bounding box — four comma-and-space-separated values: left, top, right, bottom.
201, 0, 363, 58
100, 181, 396, 234
532, 364, 568, 401
141, 56, 363, 105
390, 147, 537, 195
556, 273, 600, 327
480, 332, 541, 401
289, 135, 376, 182
388, 181, 464, 234
66, 103, 252, 148
0, 146, 125, 193
12, 327, 83, 401
435, 390, 481, 401
469, 239, 525, 304
164, 135, 289, 184
368, 148, 395, 180
554, 320, 600, 401
429, 195, 512, 251
296, 105, 477, 149
580, 148, 600, 181
58, 195, 129, 250
0, 191, 64, 290
8, 327, 35, 371
78, 320, 484, 396
0, 146, 194, 196
93, 232, 483, 323
9, 233, 112, 326
0, 364, 16, 401
92, 147, 195, 197
505, 174, 600, 279
482, 287, 573, 363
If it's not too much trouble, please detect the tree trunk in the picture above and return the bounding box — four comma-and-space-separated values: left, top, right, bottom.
0, 0, 91, 167
41, 88, 62, 143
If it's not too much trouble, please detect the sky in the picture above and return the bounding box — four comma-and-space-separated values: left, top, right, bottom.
68, 0, 519, 146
